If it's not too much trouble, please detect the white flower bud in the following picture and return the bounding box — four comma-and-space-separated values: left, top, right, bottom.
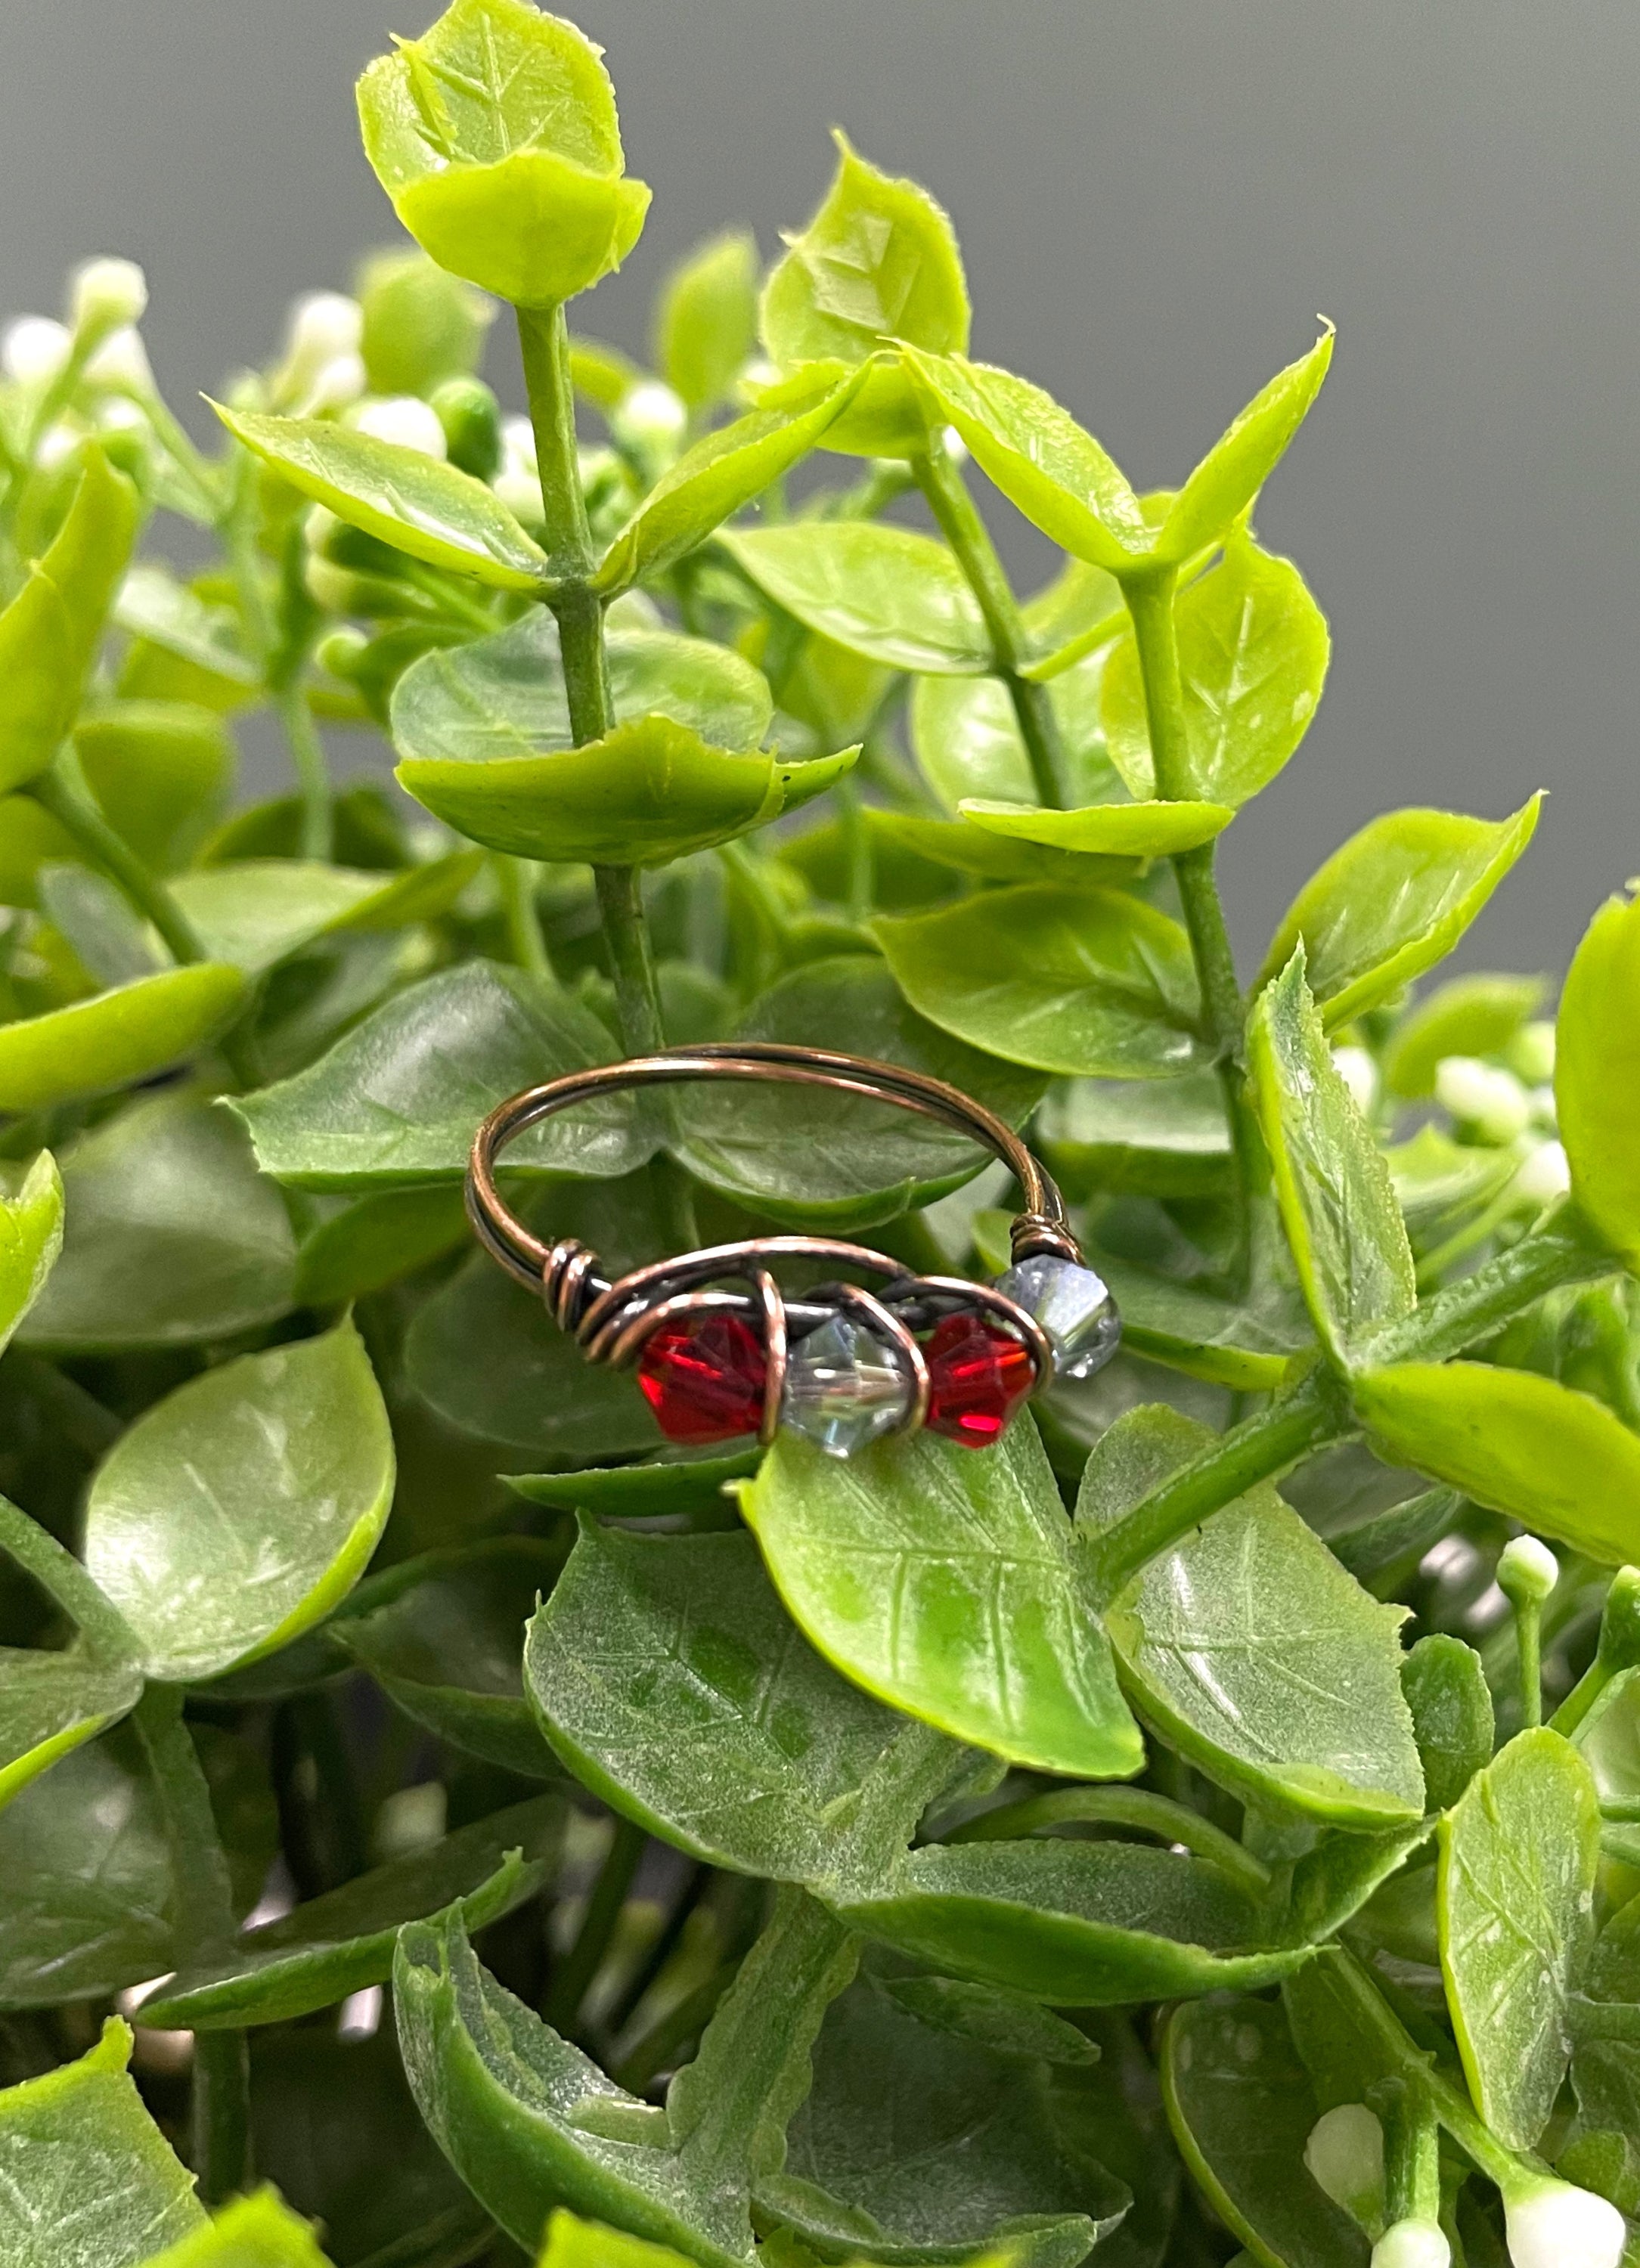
1332, 1043, 1380, 1117
1304, 2104, 1386, 2233
2, 314, 72, 386
942, 422, 969, 463
611, 378, 688, 460
287, 290, 364, 369
1498, 1533, 1559, 1605
36, 418, 86, 469
492, 467, 545, 526
298, 352, 367, 417
69, 256, 149, 339
350, 395, 447, 459
95, 395, 147, 434
1372, 2220, 1450, 2268
82, 325, 153, 392
501, 414, 538, 476
1504, 2177, 1625, 2268
1511, 1139, 1570, 1210
1434, 1055, 1531, 1143
1509, 1020, 1557, 1084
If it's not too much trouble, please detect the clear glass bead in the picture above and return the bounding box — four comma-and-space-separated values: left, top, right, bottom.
994, 1253, 1121, 1380
780, 1312, 913, 1458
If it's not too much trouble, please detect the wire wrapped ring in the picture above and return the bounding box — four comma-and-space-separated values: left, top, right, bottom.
467, 1044, 1121, 1458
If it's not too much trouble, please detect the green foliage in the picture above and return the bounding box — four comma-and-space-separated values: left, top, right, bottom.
0, 10, 1636, 2265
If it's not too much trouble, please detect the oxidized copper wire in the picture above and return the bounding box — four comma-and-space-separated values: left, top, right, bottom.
466, 1046, 1087, 1442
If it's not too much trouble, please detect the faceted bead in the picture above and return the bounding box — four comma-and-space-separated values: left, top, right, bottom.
781, 1313, 913, 1459
924, 1312, 1035, 1449
994, 1253, 1121, 1381
637, 1314, 767, 1445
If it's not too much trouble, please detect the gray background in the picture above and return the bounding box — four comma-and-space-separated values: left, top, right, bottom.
2, 0, 1635, 981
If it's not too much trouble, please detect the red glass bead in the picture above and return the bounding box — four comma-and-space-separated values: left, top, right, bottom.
924, 1312, 1035, 1449
637, 1315, 767, 1445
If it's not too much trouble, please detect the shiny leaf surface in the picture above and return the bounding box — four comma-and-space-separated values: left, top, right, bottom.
1557, 888, 1640, 1267
721, 522, 991, 674
0, 964, 246, 1112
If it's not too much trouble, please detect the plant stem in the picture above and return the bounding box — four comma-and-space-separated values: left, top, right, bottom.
272, 686, 333, 863
914, 438, 1065, 807
1086, 1371, 1345, 1603
948, 1783, 1270, 1895
1369, 1211, 1611, 1366
132, 1684, 250, 2204
29, 751, 206, 965
493, 854, 550, 980
0, 1495, 135, 1662
546, 1814, 646, 2034
1121, 565, 1269, 1290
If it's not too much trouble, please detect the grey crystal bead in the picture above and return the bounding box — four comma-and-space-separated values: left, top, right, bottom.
994, 1253, 1121, 1380
780, 1312, 913, 1458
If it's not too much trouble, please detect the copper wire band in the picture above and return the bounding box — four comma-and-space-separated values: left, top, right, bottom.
467, 1049, 1080, 1434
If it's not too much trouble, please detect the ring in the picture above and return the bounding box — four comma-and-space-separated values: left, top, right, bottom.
466, 1045, 1121, 1458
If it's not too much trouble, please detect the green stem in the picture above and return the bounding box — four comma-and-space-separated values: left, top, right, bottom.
133, 1685, 249, 2203
546, 1815, 646, 2034
493, 854, 550, 980
1368, 1211, 1611, 1367
1516, 1598, 1545, 1730
1086, 1372, 1344, 1602
1121, 567, 1268, 1288
272, 687, 332, 863
0, 1495, 135, 1662
1372, 2073, 1443, 2229
947, 1784, 1270, 1895
914, 439, 1065, 807
29, 752, 206, 965
518, 304, 595, 585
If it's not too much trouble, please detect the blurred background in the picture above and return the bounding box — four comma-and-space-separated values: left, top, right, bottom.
2, 0, 1635, 978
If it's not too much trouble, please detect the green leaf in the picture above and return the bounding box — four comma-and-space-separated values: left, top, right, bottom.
0, 1642, 141, 1815
598, 379, 860, 593
392, 612, 850, 865
957, 797, 1233, 857
213, 404, 548, 590
1248, 949, 1415, 1363
357, 0, 649, 307
0, 448, 140, 795
20, 1092, 294, 1351
720, 522, 991, 674
84, 1316, 395, 1682
39, 863, 161, 987
1157, 330, 1335, 564
292, 1182, 470, 1306
142, 1798, 559, 2031
1038, 1070, 1232, 1200
75, 700, 236, 872
901, 351, 1150, 575
874, 885, 1207, 1078
1438, 1727, 1600, 2149
233, 959, 649, 1189
910, 665, 1123, 811
1384, 971, 1548, 1099
0, 962, 247, 1111
394, 1910, 749, 2264
1087, 1259, 1308, 1390
167, 852, 482, 972
829, 1837, 1306, 2006
537, 2213, 700, 2268
671, 956, 1044, 1229
526, 1522, 933, 1880
404, 1174, 665, 1459
761, 133, 968, 456
1258, 798, 1542, 1029
0, 2018, 207, 2266
1161, 1996, 1366, 2268
736, 1417, 1143, 1779
1557, 889, 1640, 1269
1352, 1361, 1640, 1566
113, 565, 258, 699
1400, 1633, 1494, 1813
869, 808, 1126, 891
335, 1539, 566, 1777
1078, 1405, 1424, 1825
0, 1151, 62, 1354
135, 2189, 336, 2268
507, 1448, 762, 1519
880, 1975, 1100, 2065
1101, 538, 1329, 805
756, 1969, 1128, 2267
656, 228, 759, 412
